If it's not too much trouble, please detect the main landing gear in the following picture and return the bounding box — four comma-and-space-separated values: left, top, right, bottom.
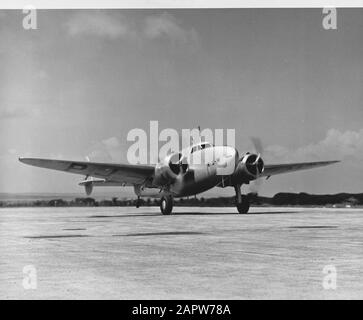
234, 184, 250, 214
136, 196, 141, 208
135, 194, 174, 215
160, 195, 174, 215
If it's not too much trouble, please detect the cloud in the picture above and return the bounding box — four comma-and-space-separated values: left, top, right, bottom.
265, 128, 363, 163
64, 11, 198, 46
101, 136, 120, 149
65, 11, 131, 39
85, 136, 124, 162
0, 106, 41, 119
0, 148, 18, 159
35, 70, 49, 80
144, 13, 198, 44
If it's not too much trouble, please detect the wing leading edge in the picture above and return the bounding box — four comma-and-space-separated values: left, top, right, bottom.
19, 157, 340, 186
261, 160, 340, 178
19, 158, 155, 186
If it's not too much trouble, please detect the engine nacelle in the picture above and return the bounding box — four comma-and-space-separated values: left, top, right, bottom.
233, 153, 264, 182
153, 152, 188, 186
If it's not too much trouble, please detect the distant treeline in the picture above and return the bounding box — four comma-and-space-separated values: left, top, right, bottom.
0, 192, 362, 208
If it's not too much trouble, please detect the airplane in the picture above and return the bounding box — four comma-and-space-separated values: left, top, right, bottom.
19, 141, 339, 215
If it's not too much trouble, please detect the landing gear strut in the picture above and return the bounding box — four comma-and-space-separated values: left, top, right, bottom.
136, 196, 141, 208
160, 195, 173, 215
234, 184, 250, 214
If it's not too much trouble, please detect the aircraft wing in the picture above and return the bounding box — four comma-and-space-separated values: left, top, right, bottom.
260, 160, 340, 178
19, 158, 155, 185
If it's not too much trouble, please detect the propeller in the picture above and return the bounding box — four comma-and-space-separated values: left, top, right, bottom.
168, 152, 189, 174
250, 137, 263, 155
249, 137, 264, 195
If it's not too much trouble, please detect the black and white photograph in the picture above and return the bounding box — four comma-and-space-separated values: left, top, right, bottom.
0, 1, 363, 303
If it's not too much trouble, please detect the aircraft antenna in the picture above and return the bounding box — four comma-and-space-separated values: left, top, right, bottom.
198, 125, 203, 143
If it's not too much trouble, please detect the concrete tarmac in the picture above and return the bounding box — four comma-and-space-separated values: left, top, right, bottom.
1, 206, 363, 299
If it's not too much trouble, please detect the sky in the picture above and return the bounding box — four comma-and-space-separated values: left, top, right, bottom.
0, 8, 362, 197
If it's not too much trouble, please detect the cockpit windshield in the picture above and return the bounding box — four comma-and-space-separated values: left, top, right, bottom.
191, 143, 213, 153
200, 143, 212, 150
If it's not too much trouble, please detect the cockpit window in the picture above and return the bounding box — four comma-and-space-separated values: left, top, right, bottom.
191, 143, 212, 153
200, 143, 212, 150
191, 145, 201, 153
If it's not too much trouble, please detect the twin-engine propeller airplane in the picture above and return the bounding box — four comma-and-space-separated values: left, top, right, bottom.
19, 141, 339, 215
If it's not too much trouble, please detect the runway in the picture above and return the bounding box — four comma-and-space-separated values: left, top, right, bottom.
1, 206, 363, 299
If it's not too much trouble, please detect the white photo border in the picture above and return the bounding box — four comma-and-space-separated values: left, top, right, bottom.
0, 0, 363, 10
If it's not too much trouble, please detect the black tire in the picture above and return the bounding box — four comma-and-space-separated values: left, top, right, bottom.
236, 195, 250, 214
160, 196, 173, 215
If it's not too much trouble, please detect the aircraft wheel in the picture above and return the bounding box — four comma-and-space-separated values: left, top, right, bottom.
160, 196, 173, 215
236, 195, 250, 214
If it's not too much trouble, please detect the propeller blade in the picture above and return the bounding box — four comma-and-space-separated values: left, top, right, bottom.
253, 153, 261, 165
250, 137, 263, 155
249, 137, 265, 195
